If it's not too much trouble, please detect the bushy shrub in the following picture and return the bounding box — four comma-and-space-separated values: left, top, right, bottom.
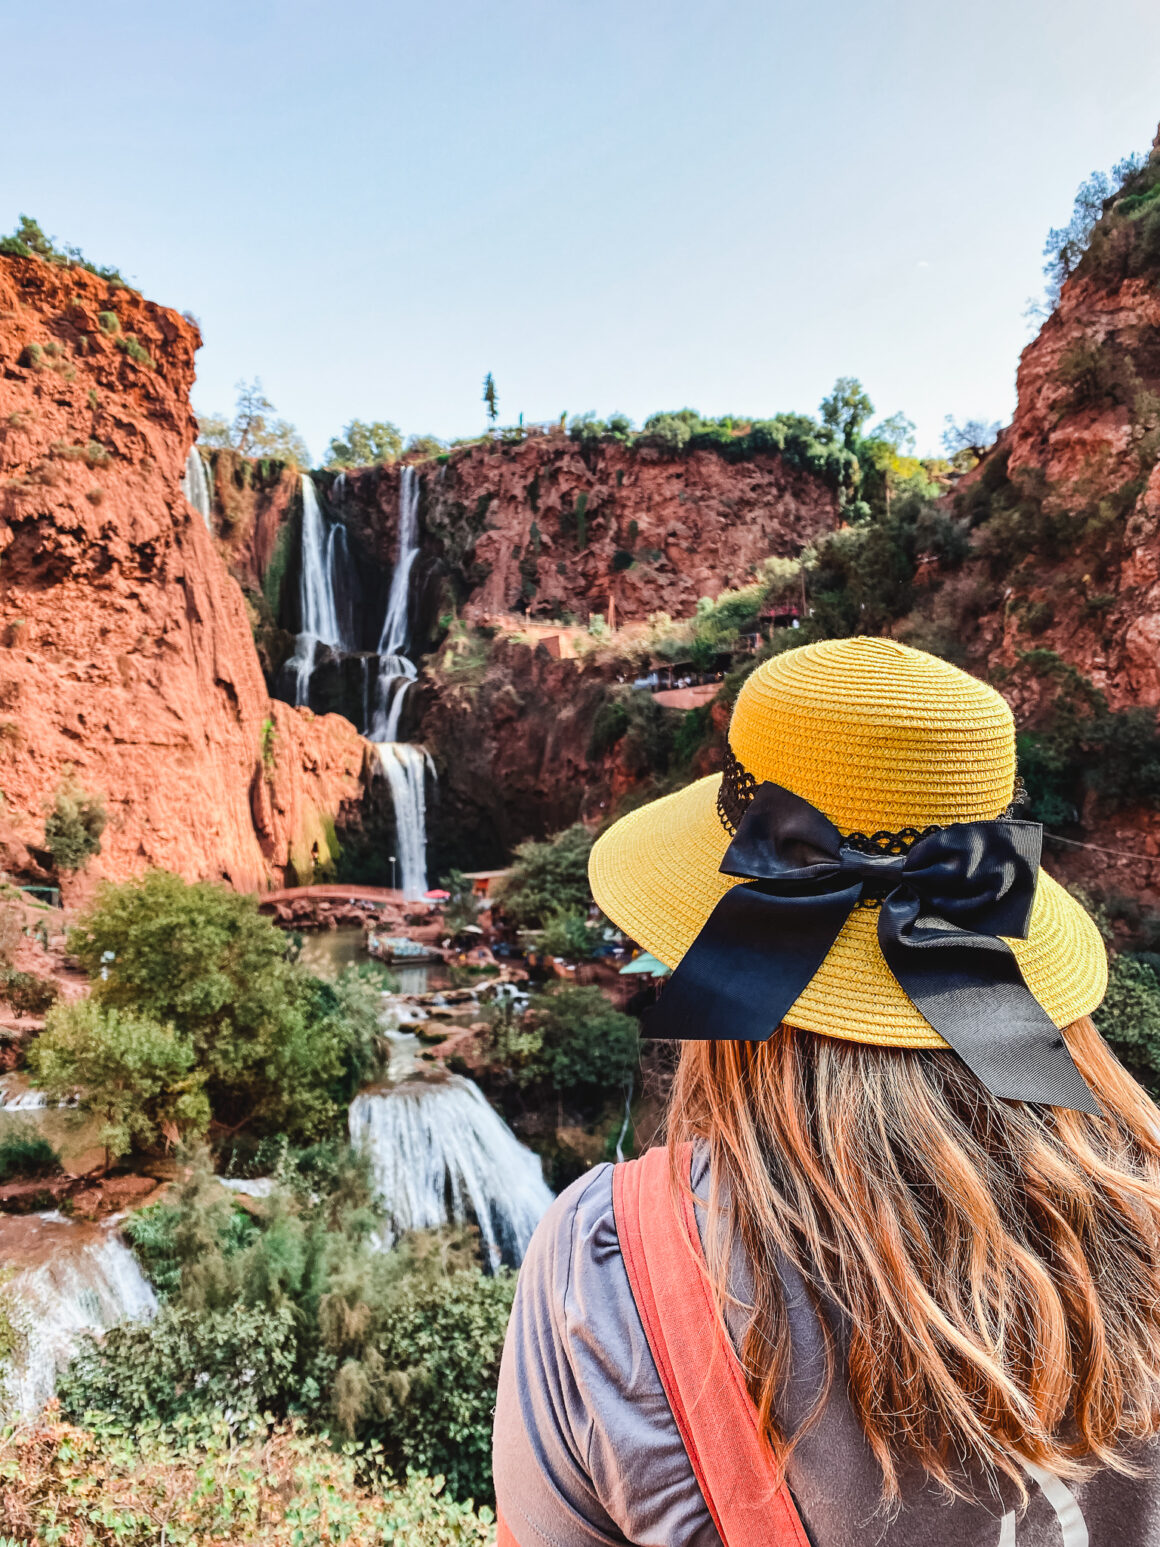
327, 1264, 516, 1503
496, 825, 594, 927
0, 967, 58, 1016
62, 1149, 512, 1503
1013, 655, 1160, 822
0, 1128, 61, 1183
115, 334, 153, 367
538, 909, 595, 961
60, 1301, 298, 1425
43, 775, 106, 873
494, 984, 639, 1099
65, 870, 382, 1139
0, 1416, 496, 1545
1094, 953, 1160, 1101
28, 999, 210, 1164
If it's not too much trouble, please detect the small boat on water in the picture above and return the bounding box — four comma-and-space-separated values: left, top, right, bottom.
366, 932, 444, 966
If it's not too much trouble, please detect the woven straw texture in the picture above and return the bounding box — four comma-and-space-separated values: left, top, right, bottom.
589, 638, 1107, 1049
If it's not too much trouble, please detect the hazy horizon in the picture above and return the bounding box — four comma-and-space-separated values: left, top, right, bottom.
3, 0, 1160, 461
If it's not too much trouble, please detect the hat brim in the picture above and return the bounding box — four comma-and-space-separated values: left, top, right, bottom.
589, 774, 1108, 1049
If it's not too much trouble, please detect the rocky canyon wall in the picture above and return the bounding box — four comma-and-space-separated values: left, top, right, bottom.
210, 430, 841, 648
0, 253, 366, 895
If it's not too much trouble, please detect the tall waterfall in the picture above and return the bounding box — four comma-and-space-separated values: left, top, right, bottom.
370, 466, 420, 740
373, 742, 433, 898
349, 1078, 553, 1270
1, 1221, 157, 1417
290, 473, 352, 705
279, 465, 433, 893
181, 447, 213, 528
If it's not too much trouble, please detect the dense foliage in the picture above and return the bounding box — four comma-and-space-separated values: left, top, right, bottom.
0, 1416, 495, 1545
1044, 143, 1160, 301
0, 1126, 60, 1183
327, 418, 403, 466
489, 984, 639, 1099
43, 773, 106, 874
1094, 953, 1160, 1101
567, 404, 857, 492
61, 1152, 513, 1505
496, 825, 595, 927
64, 871, 383, 1141
0, 967, 58, 1015
198, 379, 310, 465
28, 1000, 210, 1164
1008, 653, 1160, 825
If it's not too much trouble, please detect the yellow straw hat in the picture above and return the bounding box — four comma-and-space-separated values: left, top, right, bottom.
589, 637, 1107, 1050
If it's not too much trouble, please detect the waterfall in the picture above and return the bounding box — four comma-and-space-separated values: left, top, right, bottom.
369, 467, 421, 739
1, 1221, 157, 1417
371, 742, 433, 898
349, 1077, 553, 1270
181, 447, 213, 528
378, 466, 420, 658
290, 473, 356, 707
299, 474, 344, 647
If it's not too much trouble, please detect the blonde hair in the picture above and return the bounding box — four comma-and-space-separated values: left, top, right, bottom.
667, 1017, 1160, 1504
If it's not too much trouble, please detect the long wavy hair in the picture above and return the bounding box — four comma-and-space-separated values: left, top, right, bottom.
666, 1016, 1160, 1504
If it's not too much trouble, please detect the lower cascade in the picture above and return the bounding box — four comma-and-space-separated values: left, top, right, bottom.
349, 1078, 554, 1271
371, 741, 434, 898
1, 1219, 157, 1418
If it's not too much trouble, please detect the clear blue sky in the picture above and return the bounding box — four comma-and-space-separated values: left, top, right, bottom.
3, 0, 1159, 462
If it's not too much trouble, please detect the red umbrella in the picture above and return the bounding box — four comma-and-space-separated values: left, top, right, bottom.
424, 888, 451, 900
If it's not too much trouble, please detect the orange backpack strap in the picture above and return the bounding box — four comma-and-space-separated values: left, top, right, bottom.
612, 1144, 809, 1547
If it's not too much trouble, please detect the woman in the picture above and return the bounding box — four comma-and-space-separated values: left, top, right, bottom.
494, 638, 1160, 1546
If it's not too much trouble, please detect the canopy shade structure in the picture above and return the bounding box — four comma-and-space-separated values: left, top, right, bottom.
619, 951, 672, 977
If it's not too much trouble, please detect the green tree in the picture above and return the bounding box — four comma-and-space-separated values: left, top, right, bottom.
500, 984, 639, 1097
326, 418, 404, 467
820, 376, 874, 449
539, 908, 596, 962
482, 372, 499, 425
1094, 953, 1160, 1101
65, 871, 381, 1139
496, 825, 594, 927
28, 1000, 209, 1167
941, 416, 1001, 467
43, 774, 106, 873
197, 379, 310, 465
404, 433, 448, 458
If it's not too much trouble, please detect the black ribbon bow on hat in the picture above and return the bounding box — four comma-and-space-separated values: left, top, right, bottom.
643, 780, 1098, 1113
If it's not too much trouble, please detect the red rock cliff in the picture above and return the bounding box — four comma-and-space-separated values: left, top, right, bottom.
0, 254, 365, 894
210, 430, 841, 648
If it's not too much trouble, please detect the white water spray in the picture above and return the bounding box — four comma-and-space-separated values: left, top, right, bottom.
290, 474, 356, 706
181, 448, 213, 528
369, 468, 421, 739
1, 1223, 157, 1417
378, 466, 420, 658
349, 1078, 553, 1270
300, 474, 344, 647
371, 742, 433, 898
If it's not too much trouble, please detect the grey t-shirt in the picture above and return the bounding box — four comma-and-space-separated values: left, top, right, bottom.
493, 1160, 1160, 1547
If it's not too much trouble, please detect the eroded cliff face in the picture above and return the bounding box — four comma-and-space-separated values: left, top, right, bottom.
211, 431, 840, 651
419, 433, 840, 624
0, 254, 365, 894
937, 135, 1160, 904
